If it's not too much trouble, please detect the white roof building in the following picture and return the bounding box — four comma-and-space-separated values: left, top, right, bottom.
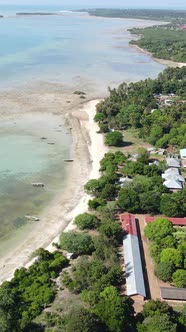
166, 157, 181, 168
180, 149, 186, 160
162, 168, 184, 190
120, 213, 146, 299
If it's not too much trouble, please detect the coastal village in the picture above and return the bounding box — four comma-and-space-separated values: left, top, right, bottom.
0, 6, 186, 332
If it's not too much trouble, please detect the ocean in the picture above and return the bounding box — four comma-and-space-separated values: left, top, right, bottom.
0, 5, 165, 257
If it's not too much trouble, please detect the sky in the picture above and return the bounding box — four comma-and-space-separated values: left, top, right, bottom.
0, 0, 185, 10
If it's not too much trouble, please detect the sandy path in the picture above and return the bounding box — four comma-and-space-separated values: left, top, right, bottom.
0, 99, 108, 283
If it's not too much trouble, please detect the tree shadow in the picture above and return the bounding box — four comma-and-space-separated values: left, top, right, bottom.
121, 141, 134, 147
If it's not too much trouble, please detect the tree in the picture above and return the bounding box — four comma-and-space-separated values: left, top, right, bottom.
160, 248, 183, 268
0, 285, 20, 332
118, 185, 140, 212
74, 213, 100, 230
137, 148, 150, 164
137, 314, 177, 332
95, 286, 134, 332
60, 231, 95, 255
105, 131, 123, 146
100, 183, 117, 200
142, 299, 173, 318
144, 218, 174, 243
139, 191, 161, 213
99, 219, 122, 243
172, 269, 186, 288
160, 189, 186, 217
64, 307, 105, 332
155, 262, 174, 282
88, 198, 106, 210
84, 179, 105, 197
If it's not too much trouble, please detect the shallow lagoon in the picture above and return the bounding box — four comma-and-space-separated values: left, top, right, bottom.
0, 7, 165, 257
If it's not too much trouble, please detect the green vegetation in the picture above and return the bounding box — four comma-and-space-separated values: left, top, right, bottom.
74, 213, 100, 230
83, 8, 186, 23
105, 131, 123, 146
145, 218, 186, 285
60, 231, 95, 255
137, 299, 186, 332
0, 249, 68, 331
129, 25, 186, 63
95, 67, 186, 149
83, 9, 186, 62
85, 150, 186, 216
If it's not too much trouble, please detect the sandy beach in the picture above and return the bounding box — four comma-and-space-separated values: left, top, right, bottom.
0, 97, 108, 284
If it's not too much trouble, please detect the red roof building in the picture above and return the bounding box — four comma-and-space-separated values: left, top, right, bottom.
180, 25, 186, 30
145, 216, 186, 226
120, 213, 137, 236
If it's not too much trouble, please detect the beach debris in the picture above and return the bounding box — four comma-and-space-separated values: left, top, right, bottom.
64, 159, 74, 162
40, 137, 47, 140
47, 142, 55, 145
32, 183, 44, 188
25, 215, 40, 221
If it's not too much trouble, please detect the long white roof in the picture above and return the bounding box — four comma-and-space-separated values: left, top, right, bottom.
123, 234, 146, 297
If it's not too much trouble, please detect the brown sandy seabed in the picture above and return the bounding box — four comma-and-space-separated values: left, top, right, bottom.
0, 81, 108, 283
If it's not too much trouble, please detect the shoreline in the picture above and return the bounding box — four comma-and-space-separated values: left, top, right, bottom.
131, 44, 186, 68
0, 99, 108, 284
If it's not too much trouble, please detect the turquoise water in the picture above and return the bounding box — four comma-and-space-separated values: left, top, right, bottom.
0, 5, 165, 255
0, 5, 165, 90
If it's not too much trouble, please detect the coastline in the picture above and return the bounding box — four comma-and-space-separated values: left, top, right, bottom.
0, 99, 108, 284
132, 44, 186, 68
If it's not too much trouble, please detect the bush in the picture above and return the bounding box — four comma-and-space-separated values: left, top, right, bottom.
155, 262, 174, 282
105, 131, 123, 146
172, 269, 186, 288
74, 213, 100, 230
60, 231, 95, 255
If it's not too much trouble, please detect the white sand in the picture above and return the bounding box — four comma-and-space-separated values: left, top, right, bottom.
0, 99, 108, 283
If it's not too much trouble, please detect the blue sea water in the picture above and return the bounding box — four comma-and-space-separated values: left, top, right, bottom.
0, 5, 165, 90
0, 5, 165, 256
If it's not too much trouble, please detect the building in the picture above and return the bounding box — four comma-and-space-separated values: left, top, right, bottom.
162, 168, 184, 191
120, 213, 146, 301
180, 149, 186, 160
180, 149, 186, 168
160, 287, 186, 302
145, 216, 186, 226
119, 176, 133, 186
166, 157, 181, 168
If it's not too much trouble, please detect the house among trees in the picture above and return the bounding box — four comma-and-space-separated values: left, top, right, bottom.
160, 287, 186, 302
162, 168, 185, 191
120, 213, 146, 301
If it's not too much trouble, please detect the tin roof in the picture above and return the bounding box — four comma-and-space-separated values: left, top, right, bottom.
120, 213, 137, 236
145, 216, 186, 226
161, 287, 186, 301
120, 213, 146, 297
123, 234, 146, 297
